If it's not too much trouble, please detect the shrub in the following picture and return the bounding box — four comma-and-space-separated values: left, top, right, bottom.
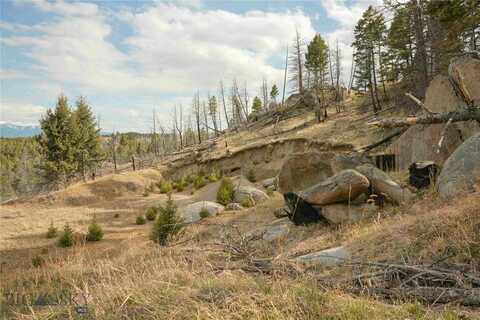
142, 188, 150, 197
136, 215, 146, 225
151, 199, 184, 245
32, 255, 45, 268
57, 224, 74, 248
246, 167, 256, 183
159, 180, 173, 194
145, 207, 158, 221
216, 178, 235, 205
114, 213, 120, 218
184, 174, 194, 185
208, 169, 220, 182
174, 178, 187, 192
240, 197, 254, 208
199, 207, 210, 219
46, 222, 58, 239
86, 217, 103, 242
193, 175, 207, 190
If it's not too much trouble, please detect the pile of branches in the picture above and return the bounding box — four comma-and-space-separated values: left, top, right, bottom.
326, 261, 480, 306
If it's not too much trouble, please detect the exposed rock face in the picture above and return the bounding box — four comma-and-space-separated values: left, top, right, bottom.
273, 207, 289, 218
448, 54, 480, 106
437, 132, 480, 198
317, 203, 378, 225
331, 152, 372, 174
278, 151, 334, 193
234, 185, 269, 204
262, 218, 291, 242
355, 164, 414, 204
296, 246, 349, 266
181, 201, 224, 223
225, 203, 243, 211
299, 169, 370, 206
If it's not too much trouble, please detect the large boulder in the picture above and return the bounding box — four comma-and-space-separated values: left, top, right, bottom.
296, 246, 349, 267
437, 132, 480, 198
278, 151, 334, 193
260, 177, 277, 189
181, 201, 224, 223
355, 164, 414, 204
448, 54, 480, 107
317, 203, 378, 225
234, 185, 268, 205
299, 169, 370, 206
331, 152, 372, 174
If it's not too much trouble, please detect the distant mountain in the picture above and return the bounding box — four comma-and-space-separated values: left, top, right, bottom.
0, 123, 41, 138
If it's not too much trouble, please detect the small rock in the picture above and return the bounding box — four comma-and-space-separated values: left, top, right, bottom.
296, 246, 349, 266
261, 177, 277, 189
273, 207, 289, 218
181, 201, 224, 223
234, 185, 268, 205
262, 219, 291, 242
225, 203, 243, 211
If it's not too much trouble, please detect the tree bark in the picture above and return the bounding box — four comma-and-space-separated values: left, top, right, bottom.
368, 108, 480, 128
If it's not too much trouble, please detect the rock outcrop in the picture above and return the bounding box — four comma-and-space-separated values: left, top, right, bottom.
317, 203, 378, 225
299, 169, 370, 206
296, 246, 349, 266
437, 132, 480, 198
225, 202, 243, 211
181, 201, 224, 223
355, 164, 414, 204
234, 185, 268, 205
448, 54, 480, 107
278, 151, 334, 193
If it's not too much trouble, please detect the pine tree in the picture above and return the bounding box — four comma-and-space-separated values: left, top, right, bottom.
270, 84, 279, 102
305, 34, 329, 89
38, 95, 78, 187
73, 97, 103, 181
252, 96, 262, 114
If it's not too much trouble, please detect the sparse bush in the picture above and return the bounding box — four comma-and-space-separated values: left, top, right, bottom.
142, 188, 150, 197
246, 166, 256, 183
159, 180, 173, 194
145, 207, 157, 221
193, 175, 207, 190
40, 248, 48, 255
136, 215, 146, 225
216, 178, 235, 205
151, 199, 184, 245
86, 217, 103, 242
31, 255, 45, 268
199, 207, 210, 219
240, 197, 254, 208
208, 169, 220, 182
114, 213, 120, 218
57, 224, 74, 248
174, 178, 187, 192
46, 221, 58, 239
184, 174, 194, 185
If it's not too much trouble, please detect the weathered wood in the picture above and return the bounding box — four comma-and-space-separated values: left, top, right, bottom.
368, 108, 480, 128
359, 128, 406, 152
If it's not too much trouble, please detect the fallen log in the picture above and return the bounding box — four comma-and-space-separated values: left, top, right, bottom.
368, 108, 480, 128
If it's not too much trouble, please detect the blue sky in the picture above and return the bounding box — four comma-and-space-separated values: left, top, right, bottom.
0, 0, 381, 132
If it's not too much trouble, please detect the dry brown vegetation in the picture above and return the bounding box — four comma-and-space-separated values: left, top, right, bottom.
1, 96, 480, 319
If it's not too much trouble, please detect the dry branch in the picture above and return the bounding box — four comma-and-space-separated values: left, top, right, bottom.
368, 108, 480, 128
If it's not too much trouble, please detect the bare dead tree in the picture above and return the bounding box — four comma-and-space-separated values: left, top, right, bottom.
282, 45, 288, 106
261, 78, 269, 110
202, 99, 209, 139
173, 104, 184, 150
193, 92, 202, 144
289, 29, 305, 94
219, 80, 230, 128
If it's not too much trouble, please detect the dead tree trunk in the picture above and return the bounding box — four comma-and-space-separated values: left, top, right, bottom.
368, 108, 480, 128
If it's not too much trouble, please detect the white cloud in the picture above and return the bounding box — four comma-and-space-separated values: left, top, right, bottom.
0, 103, 47, 125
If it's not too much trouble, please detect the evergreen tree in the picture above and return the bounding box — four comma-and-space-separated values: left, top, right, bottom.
73, 97, 103, 180
38, 95, 78, 186
270, 84, 279, 102
252, 96, 262, 114
305, 34, 329, 89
